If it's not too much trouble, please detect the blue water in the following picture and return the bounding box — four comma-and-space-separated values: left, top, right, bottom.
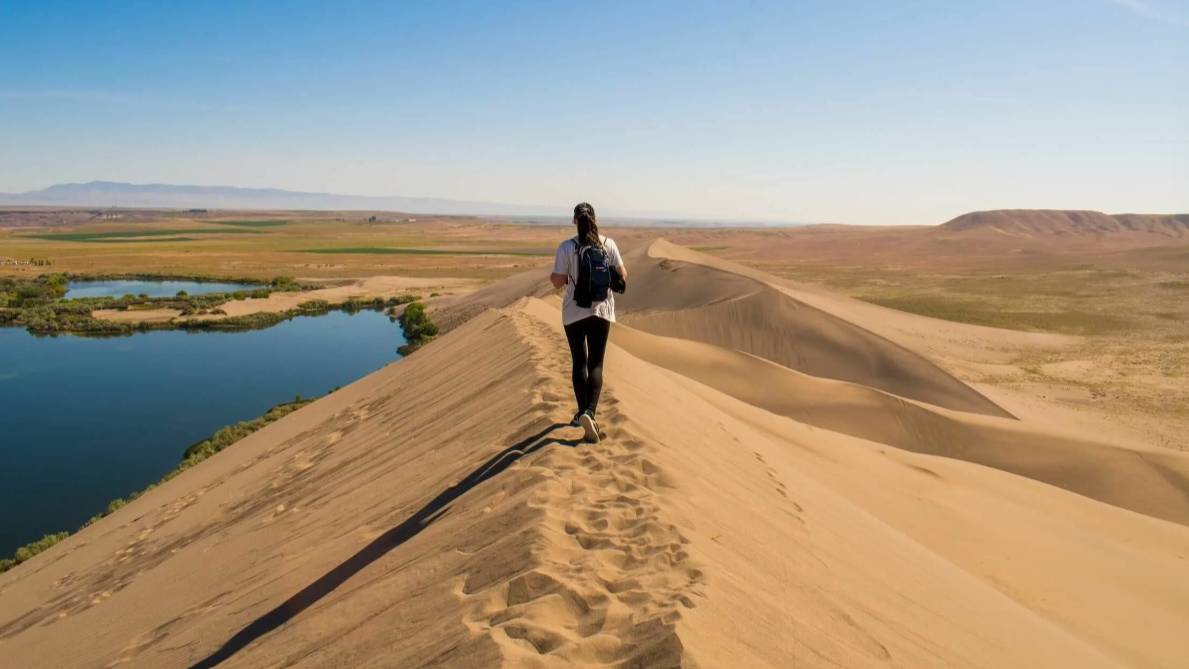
0, 310, 405, 555
66, 279, 262, 299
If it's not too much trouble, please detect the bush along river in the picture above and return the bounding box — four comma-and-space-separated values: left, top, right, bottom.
2, 273, 347, 335
0, 275, 436, 569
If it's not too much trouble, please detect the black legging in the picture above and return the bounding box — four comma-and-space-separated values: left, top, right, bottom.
564, 316, 611, 415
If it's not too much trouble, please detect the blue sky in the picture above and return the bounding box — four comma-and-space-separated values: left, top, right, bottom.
1, 1, 1185, 224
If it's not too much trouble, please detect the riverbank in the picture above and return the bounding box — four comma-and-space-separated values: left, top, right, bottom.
0, 273, 310, 335
0, 273, 467, 336
169, 275, 469, 323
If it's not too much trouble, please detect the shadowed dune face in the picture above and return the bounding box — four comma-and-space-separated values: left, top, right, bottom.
614, 243, 1012, 417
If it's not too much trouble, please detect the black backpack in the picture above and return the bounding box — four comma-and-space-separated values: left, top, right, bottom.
572, 237, 613, 308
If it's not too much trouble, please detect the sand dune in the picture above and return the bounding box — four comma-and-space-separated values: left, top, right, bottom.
610, 323, 1189, 525
3, 239, 1188, 668
645, 236, 1074, 360
616, 242, 1011, 416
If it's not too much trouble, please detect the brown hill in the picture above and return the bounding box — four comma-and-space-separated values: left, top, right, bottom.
941, 209, 1189, 237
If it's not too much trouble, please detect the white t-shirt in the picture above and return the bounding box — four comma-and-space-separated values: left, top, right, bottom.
552, 235, 624, 326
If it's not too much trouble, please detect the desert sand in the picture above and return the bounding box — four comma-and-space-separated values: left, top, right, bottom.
199, 276, 473, 319
2, 238, 1188, 668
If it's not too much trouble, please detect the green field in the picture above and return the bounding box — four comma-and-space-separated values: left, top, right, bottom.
26, 228, 267, 242
211, 219, 290, 228
0, 214, 565, 281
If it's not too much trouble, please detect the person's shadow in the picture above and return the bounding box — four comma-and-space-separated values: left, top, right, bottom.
189, 421, 579, 669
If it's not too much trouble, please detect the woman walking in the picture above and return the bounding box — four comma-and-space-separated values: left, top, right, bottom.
550, 202, 627, 443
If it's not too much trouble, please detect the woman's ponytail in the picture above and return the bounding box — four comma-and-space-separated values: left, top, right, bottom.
574, 202, 601, 247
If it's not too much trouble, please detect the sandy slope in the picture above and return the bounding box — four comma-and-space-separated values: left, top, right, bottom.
609, 324, 1189, 525
3, 240, 1188, 668
643, 237, 1076, 369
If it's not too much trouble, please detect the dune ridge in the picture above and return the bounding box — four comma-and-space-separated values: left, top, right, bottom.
618, 244, 1012, 417
2, 239, 1188, 667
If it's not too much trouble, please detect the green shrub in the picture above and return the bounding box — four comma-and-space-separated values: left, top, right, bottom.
180, 398, 312, 464
295, 299, 331, 315
0, 531, 70, 573
180, 311, 286, 331
1, 275, 68, 307
398, 301, 438, 354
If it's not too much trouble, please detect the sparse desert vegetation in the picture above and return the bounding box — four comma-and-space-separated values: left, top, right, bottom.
398, 300, 439, 354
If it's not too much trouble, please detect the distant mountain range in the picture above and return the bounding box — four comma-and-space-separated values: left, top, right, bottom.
0, 181, 569, 217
